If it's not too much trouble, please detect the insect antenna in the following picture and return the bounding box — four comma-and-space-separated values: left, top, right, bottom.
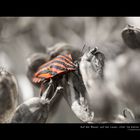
81, 44, 86, 56
74, 44, 88, 63
80, 43, 89, 57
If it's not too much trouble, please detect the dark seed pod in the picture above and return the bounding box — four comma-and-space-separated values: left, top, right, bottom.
26, 53, 50, 87
122, 24, 140, 49
0, 67, 18, 123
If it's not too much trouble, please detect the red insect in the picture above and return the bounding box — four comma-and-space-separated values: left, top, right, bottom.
32, 53, 77, 95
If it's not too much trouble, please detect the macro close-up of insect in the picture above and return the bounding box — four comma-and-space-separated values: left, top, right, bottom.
32, 53, 77, 96
1, 17, 140, 127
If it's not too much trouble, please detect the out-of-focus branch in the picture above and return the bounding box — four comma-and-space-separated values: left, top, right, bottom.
104, 50, 140, 122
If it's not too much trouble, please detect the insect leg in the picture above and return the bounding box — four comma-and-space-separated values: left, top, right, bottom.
50, 78, 55, 93
72, 71, 81, 81
39, 83, 45, 97
41, 79, 53, 99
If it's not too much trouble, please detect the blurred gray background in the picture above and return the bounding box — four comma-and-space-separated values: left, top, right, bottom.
0, 17, 139, 123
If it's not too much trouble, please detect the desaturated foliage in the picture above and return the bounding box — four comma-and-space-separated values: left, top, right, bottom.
0, 17, 140, 123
